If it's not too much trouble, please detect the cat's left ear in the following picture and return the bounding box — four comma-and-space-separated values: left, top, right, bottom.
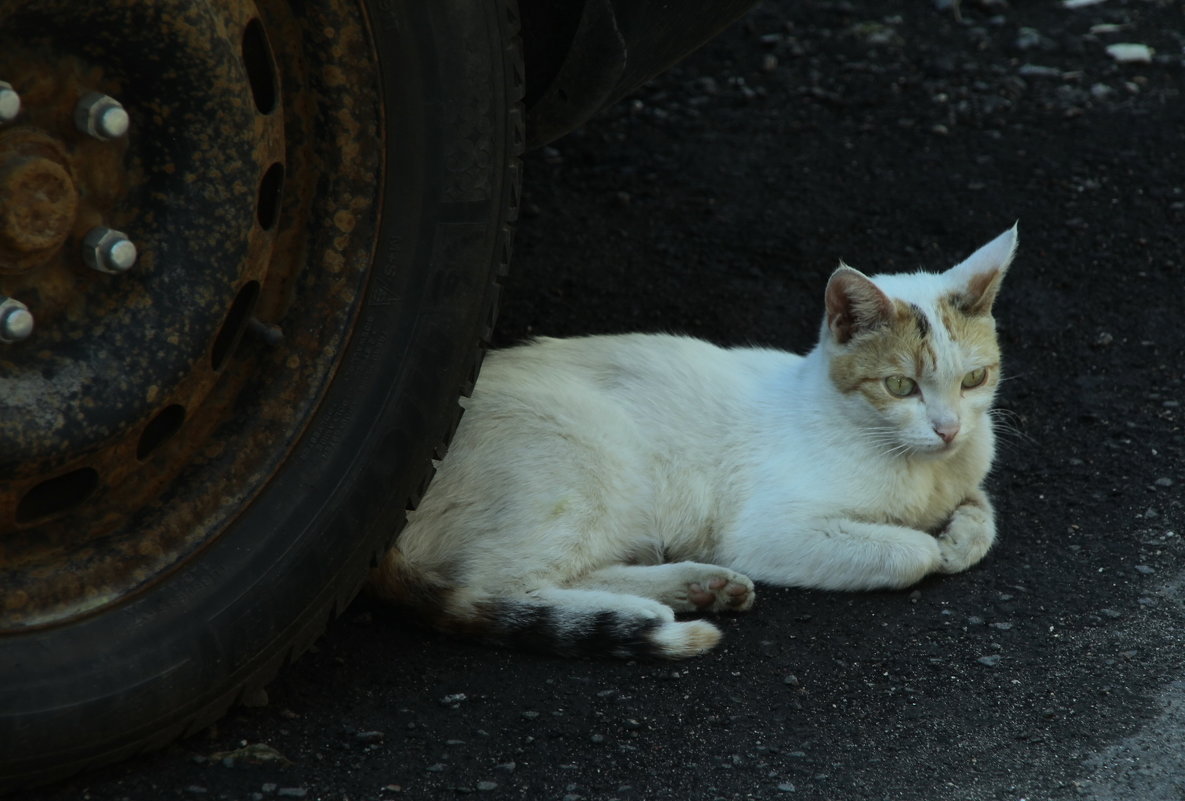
944, 223, 1018, 316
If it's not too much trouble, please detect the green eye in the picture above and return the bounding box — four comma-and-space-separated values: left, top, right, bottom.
884, 375, 918, 397
962, 367, 988, 389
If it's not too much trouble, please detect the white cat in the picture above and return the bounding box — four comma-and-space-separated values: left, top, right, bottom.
369, 225, 1018, 659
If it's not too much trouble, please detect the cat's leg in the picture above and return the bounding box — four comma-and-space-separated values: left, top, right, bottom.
568, 563, 755, 613
936, 488, 996, 574
721, 518, 942, 591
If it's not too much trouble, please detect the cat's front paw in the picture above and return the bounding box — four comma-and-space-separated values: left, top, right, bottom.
681, 568, 755, 613
936, 502, 996, 574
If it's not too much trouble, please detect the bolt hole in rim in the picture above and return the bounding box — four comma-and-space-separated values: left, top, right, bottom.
16, 468, 99, 525
211, 280, 261, 371
136, 404, 187, 461
241, 17, 278, 115
0, 1, 383, 629
256, 162, 284, 231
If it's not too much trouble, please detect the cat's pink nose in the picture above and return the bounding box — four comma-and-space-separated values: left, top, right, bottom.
934, 423, 960, 444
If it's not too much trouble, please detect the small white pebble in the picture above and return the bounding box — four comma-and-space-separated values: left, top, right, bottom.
1106, 43, 1153, 63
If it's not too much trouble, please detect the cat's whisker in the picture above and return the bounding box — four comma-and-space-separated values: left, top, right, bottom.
985, 409, 1033, 458
854, 430, 916, 460
830, 426, 895, 452
989, 408, 1035, 446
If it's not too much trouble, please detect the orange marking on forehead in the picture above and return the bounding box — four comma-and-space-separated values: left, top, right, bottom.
939, 296, 1001, 364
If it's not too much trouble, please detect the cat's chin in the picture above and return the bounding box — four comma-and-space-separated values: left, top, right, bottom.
907, 440, 961, 460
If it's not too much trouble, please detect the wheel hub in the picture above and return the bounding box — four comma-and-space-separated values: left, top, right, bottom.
0, 0, 383, 630
0, 132, 78, 270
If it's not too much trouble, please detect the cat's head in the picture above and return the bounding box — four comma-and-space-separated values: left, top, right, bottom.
820, 225, 1017, 459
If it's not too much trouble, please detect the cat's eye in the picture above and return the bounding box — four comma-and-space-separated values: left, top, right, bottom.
961, 367, 988, 389
884, 375, 918, 397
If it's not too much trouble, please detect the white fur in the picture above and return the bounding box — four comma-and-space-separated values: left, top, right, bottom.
373, 227, 1017, 655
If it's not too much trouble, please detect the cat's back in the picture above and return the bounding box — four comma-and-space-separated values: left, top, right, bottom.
475, 333, 795, 418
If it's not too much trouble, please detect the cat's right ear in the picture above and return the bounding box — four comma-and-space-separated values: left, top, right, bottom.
825, 265, 894, 345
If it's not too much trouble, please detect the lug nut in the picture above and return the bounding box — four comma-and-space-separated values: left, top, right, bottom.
82, 226, 137, 274
75, 92, 130, 140
0, 81, 19, 124
0, 297, 33, 343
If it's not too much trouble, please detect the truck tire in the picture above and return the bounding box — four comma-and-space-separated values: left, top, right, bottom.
0, 0, 522, 790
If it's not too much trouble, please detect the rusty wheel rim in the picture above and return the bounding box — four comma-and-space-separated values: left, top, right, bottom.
0, 0, 383, 629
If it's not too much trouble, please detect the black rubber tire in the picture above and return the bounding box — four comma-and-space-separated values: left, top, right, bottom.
0, 0, 522, 791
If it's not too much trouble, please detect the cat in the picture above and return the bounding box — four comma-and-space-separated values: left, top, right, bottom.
368, 225, 1017, 659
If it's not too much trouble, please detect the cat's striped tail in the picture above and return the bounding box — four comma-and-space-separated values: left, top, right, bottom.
367, 549, 721, 659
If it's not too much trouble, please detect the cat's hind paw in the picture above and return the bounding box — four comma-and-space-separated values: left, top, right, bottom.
570, 562, 756, 615
678, 568, 755, 613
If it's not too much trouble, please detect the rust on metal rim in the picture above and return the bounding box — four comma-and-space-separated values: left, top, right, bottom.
0, 0, 384, 629
0, 137, 78, 266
